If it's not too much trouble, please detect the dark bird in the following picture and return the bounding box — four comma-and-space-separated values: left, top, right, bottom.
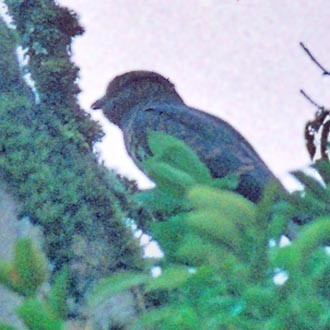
92, 71, 282, 203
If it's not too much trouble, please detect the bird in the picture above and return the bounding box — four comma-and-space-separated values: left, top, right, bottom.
92, 70, 282, 203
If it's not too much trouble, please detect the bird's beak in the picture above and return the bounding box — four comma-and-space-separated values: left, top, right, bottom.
91, 97, 106, 110
91, 97, 119, 124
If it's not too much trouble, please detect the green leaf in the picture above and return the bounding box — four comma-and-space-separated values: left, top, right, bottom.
268, 200, 294, 238
272, 216, 330, 270
47, 268, 68, 319
175, 233, 222, 266
187, 209, 242, 248
291, 170, 329, 202
145, 159, 195, 198
286, 190, 327, 218
292, 216, 330, 257
0, 261, 14, 292
17, 298, 63, 330
135, 187, 190, 214
243, 286, 278, 318
148, 131, 212, 184
0, 323, 18, 330
211, 174, 240, 191
314, 160, 330, 184
146, 265, 193, 292
13, 238, 47, 297
187, 186, 256, 248
188, 186, 256, 225
136, 305, 200, 330
88, 271, 150, 307
307, 249, 330, 299
150, 215, 188, 260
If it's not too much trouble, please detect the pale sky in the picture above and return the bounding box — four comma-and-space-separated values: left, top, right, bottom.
59, 0, 330, 189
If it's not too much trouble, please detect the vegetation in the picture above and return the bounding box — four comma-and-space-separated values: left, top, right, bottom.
0, 0, 142, 305
90, 133, 330, 329
0, 1, 329, 329
0, 238, 67, 330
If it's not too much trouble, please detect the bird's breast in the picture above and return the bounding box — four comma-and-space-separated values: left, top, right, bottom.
122, 123, 151, 168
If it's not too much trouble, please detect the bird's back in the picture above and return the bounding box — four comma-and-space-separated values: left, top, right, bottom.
122, 102, 278, 202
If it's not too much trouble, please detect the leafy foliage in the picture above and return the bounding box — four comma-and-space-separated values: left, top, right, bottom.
286, 160, 330, 224
0, 238, 47, 297
17, 298, 64, 330
47, 268, 69, 320
0, 324, 17, 330
1, 2, 329, 328
91, 132, 330, 329
0, 238, 66, 330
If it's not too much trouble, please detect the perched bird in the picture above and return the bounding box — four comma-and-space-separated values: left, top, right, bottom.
92, 71, 282, 203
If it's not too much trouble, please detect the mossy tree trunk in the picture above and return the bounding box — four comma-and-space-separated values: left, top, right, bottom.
0, 0, 143, 307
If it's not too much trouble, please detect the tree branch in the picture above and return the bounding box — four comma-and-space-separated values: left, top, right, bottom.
300, 89, 329, 111
300, 42, 330, 76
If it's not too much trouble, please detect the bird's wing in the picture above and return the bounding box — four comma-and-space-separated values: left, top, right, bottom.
125, 103, 273, 181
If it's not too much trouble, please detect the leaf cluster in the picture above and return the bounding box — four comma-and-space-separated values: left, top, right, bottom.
0, 238, 68, 330
91, 132, 330, 329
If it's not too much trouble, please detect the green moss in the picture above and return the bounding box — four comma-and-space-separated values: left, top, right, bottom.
0, 3, 143, 301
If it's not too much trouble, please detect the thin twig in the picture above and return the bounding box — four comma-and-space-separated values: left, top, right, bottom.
300, 42, 330, 76
300, 89, 328, 111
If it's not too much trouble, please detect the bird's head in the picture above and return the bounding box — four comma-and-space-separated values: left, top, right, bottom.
91, 71, 183, 127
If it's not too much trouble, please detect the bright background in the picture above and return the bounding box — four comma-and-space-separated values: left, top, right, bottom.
59, 1, 330, 189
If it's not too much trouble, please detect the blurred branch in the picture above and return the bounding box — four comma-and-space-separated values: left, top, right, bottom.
300, 89, 329, 112
300, 42, 330, 76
